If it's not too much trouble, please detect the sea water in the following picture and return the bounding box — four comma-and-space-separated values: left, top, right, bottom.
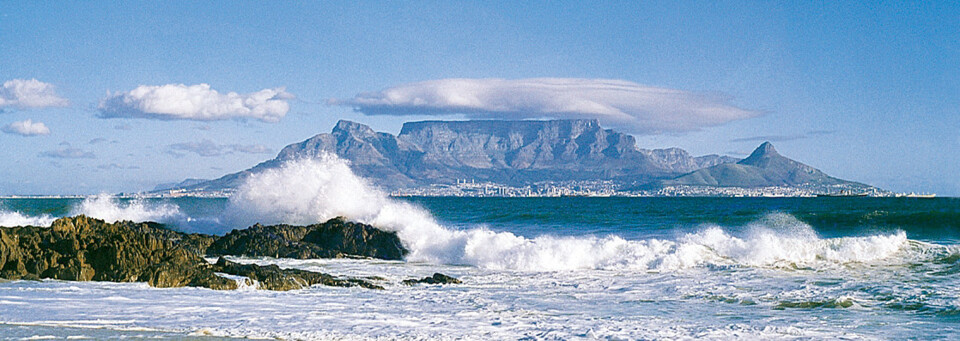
1, 157, 959, 340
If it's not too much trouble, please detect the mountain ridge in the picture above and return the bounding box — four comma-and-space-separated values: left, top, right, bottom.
173, 119, 871, 193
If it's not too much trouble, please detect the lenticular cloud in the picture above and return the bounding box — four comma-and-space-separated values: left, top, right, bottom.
98, 83, 294, 122
330, 78, 759, 133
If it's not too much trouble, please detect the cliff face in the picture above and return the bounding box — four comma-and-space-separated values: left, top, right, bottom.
185, 119, 737, 191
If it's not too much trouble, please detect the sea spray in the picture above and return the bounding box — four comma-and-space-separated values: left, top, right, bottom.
224, 155, 912, 271
0, 210, 55, 227
72, 194, 184, 224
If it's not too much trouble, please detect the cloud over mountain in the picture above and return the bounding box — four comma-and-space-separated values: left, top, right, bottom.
0, 79, 70, 109
2, 119, 51, 136
98, 83, 293, 122
330, 78, 759, 133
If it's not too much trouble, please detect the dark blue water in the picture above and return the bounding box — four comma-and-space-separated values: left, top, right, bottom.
3, 197, 958, 243
404, 197, 960, 243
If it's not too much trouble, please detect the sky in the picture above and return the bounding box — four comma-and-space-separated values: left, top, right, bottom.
0, 1, 957, 196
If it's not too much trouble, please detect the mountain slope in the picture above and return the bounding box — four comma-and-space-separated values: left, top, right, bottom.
655, 142, 866, 188
180, 119, 738, 191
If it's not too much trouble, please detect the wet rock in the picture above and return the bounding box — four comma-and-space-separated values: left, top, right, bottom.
0, 216, 398, 291
213, 257, 383, 290
207, 217, 407, 260
403, 273, 462, 285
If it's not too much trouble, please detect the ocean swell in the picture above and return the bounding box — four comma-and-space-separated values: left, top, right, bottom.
225, 154, 914, 271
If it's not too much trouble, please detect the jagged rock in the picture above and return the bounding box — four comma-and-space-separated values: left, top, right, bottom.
0, 216, 399, 291
213, 257, 383, 290
403, 273, 462, 285
207, 217, 407, 260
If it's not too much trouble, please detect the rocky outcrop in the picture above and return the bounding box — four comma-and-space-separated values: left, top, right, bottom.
402, 273, 462, 285
0, 216, 404, 291
213, 257, 384, 290
0, 216, 234, 289
207, 217, 407, 260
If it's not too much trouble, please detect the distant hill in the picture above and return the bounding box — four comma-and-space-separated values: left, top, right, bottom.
651, 142, 869, 188
176, 119, 738, 191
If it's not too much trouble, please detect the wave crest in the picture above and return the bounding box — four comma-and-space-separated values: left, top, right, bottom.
72, 194, 184, 224
226, 155, 913, 271
0, 210, 55, 227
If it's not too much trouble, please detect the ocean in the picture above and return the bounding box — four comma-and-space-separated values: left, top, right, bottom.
0, 158, 958, 340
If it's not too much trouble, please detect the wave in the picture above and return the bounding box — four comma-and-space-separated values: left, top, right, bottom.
71, 194, 185, 224
0, 210, 55, 227
226, 154, 918, 271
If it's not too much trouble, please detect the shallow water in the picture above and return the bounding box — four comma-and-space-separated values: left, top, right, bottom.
1, 196, 958, 339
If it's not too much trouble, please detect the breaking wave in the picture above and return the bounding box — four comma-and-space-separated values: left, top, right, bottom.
71, 194, 185, 225
226, 154, 916, 271
0, 210, 56, 227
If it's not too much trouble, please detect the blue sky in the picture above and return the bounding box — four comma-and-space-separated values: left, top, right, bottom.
0, 1, 957, 195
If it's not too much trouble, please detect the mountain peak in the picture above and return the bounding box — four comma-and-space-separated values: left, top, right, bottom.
744, 141, 779, 158
333, 120, 375, 137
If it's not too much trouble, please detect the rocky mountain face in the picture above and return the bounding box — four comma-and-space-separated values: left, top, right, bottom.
655, 142, 865, 188
186, 119, 738, 191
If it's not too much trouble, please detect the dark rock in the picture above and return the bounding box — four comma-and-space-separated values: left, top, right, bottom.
0, 216, 393, 291
207, 217, 407, 260
212, 257, 383, 290
403, 273, 462, 285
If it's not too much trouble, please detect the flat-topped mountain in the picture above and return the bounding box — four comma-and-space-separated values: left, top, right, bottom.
182, 119, 736, 191
653, 142, 868, 188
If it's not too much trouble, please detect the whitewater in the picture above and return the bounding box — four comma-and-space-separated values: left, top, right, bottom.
1, 154, 958, 339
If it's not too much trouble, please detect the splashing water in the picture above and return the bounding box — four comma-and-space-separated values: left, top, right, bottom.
71, 194, 184, 224
225, 154, 912, 271
0, 210, 55, 227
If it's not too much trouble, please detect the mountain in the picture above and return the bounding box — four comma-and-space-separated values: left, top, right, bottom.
653, 142, 868, 188
180, 119, 738, 191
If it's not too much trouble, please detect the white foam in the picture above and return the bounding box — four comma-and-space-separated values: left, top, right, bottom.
0, 210, 55, 227
71, 194, 183, 224
226, 155, 911, 272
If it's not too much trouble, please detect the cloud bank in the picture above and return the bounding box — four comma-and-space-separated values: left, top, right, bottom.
330, 78, 760, 133
2, 119, 51, 136
39, 148, 95, 159
0, 79, 69, 109
168, 139, 272, 157
98, 83, 293, 122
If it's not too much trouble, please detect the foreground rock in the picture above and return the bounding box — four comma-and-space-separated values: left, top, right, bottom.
403, 273, 462, 285
207, 217, 407, 260
213, 257, 384, 290
0, 216, 401, 291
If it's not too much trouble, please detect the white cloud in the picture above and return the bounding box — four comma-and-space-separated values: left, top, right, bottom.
330, 78, 760, 133
2, 119, 51, 136
98, 83, 294, 122
0, 79, 70, 109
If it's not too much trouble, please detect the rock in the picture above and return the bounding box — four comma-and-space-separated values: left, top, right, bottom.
0, 216, 401, 291
213, 257, 383, 290
207, 217, 407, 260
403, 273, 462, 285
